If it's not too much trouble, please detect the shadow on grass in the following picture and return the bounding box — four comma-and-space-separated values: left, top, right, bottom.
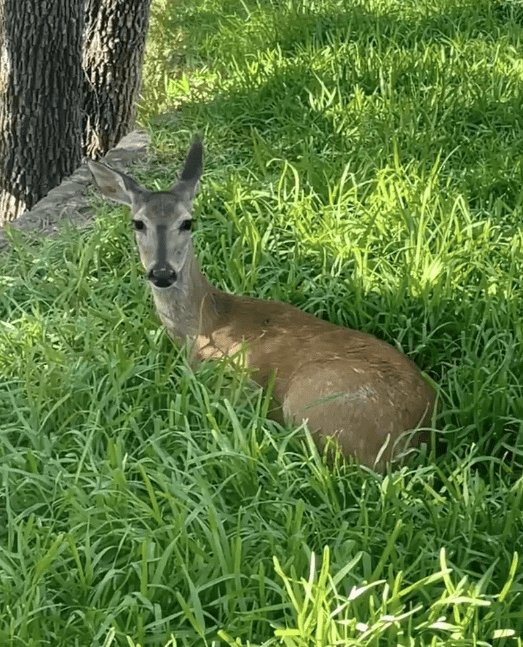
152, 0, 523, 216
173, 0, 523, 55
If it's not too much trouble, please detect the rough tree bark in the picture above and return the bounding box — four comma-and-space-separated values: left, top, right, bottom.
0, 0, 84, 224
0, 0, 151, 225
83, 0, 151, 159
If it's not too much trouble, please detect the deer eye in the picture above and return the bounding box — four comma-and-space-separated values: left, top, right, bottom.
179, 219, 192, 232
134, 220, 145, 231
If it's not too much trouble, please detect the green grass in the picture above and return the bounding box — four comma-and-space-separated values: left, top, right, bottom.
1, 0, 523, 644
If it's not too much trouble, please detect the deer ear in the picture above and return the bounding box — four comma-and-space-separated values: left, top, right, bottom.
172, 138, 203, 201
88, 161, 143, 206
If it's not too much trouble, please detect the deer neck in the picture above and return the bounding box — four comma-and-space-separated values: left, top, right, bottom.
150, 247, 223, 341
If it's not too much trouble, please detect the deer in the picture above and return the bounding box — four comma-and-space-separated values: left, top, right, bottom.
88, 140, 436, 470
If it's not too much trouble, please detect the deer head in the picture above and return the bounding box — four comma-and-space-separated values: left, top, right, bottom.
88, 140, 203, 290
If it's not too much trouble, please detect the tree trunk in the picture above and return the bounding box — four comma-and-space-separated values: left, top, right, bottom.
0, 0, 84, 224
83, 0, 151, 159
0, 0, 151, 224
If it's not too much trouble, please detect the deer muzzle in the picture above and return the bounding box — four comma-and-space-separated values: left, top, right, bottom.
148, 266, 178, 289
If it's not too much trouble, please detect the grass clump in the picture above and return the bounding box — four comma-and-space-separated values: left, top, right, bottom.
1, 0, 523, 644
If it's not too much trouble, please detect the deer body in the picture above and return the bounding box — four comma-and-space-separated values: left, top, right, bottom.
89, 141, 435, 469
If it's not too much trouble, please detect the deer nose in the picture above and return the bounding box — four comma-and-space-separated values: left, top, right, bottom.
148, 266, 177, 288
